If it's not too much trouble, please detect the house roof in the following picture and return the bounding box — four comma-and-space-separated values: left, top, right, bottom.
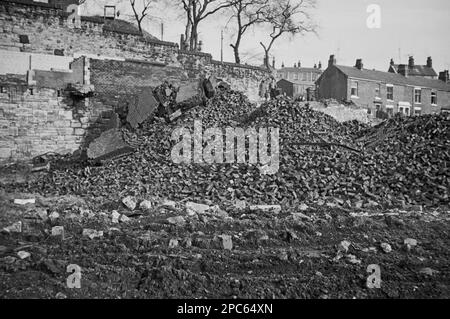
277, 67, 322, 73
334, 65, 450, 92
389, 64, 437, 77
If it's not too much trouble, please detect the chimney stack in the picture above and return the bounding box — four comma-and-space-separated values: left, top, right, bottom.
328, 55, 336, 67
398, 64, 408, 77
439, 70, 449, 83
427, 56, 432, 68
408, 56, 415, 68
390, 58, 395, 66
294, 63, 297, 68
298, 60, 301, 68
355, 59, 363, 70
318, 61, 322, 69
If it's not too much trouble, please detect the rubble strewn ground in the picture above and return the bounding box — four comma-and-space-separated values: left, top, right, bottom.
0, 88, 449, 298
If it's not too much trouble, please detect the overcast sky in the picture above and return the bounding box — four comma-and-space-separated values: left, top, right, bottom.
81, 0, 450, 72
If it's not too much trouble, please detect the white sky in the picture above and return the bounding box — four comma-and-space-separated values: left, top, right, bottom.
81, 0, 450, 72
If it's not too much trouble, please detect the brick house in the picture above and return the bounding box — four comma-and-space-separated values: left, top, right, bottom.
388, 56, 437, 79
316, 55, 450, 117
276, 61, 322, 99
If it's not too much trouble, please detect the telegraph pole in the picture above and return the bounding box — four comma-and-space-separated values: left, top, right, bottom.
161, 22, 164, 41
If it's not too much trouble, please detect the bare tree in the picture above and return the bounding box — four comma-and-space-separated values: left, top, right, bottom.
180, 0, 236, 51
228, 0, 268, 64
260, 0, 316, 68
129, 0, 155, 34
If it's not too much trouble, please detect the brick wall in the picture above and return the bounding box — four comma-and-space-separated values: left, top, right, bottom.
0, 79, 80, 162
316, 66, 347, 101
0, 1, 179, 65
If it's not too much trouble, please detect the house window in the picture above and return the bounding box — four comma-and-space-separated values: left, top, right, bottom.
351, 80, 358, 97
414, 107, 422, 116
29, 88, 34, 95
414, 88, 422, 104
294, 73, 299, 80
0, 86, 6, 94
387, 85, 394, 100
307, 73, 311, 81
431, 91, 437, 105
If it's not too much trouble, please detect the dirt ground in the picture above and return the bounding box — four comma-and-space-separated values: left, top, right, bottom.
0, 188, 448, 299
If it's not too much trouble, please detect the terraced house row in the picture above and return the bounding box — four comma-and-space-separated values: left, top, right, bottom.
316, 55, 450, 117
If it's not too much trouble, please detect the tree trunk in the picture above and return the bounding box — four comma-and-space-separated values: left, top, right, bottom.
190, 22, 199, 51
232, 33, 242, 64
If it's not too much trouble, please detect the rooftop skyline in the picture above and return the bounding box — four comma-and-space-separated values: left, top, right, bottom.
80, 0, 450, 73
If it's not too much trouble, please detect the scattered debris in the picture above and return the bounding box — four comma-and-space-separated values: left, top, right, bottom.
339, 240, 352, 253
404, 238, 418, 251
419, 268, 440, 276
17, 251, 31, 259
122, 196, 137, 211
167, 216, 186, 226
82, 229, 104, 239
346, 254, 361, 264
87, 129, 135, 161
49, 211, 60, 222
168, 239, 179, 249
3, 221, 22, 233
380, 243, 392, 253
219, 235, 233, 250
186, 202, 211, 215
139, 200, 153, 211
111, 211, 121, 224
119, 214, 131, 223
249, 205, 281, 214
51, 226, 65, 239
13, 198, 35, 205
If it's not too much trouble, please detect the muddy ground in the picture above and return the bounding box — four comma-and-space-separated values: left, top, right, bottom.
0, 188, 448, 299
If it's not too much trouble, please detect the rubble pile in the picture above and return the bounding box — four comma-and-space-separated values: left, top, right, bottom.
4, 91, 449, 208
354, 114, 449, 206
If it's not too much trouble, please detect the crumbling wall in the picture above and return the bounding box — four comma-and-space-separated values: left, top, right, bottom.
208, 61, 272, 102
310, 102, 371, 124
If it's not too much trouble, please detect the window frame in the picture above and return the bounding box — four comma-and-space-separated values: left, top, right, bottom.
431, 91, 437, 105
386, 84, 394, 101
375, 83, 381, 99
350, 80, 359, 98
414, 88, 422, 104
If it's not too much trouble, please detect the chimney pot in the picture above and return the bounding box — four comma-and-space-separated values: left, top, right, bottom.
328, 55, 336, 67
390, 58, 395, 66
427, 56, 432, 68
439, 70, 449, 82
408, 56, 414, 68
355, 59, 363, 70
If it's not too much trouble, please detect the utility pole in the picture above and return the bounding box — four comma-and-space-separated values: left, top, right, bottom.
221, 29, 223, 63
161, 22, 164, 41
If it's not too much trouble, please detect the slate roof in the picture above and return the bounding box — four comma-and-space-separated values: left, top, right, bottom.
278, 67, 322, 73
334, 65, 450, 92
389, 64, 437, 77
